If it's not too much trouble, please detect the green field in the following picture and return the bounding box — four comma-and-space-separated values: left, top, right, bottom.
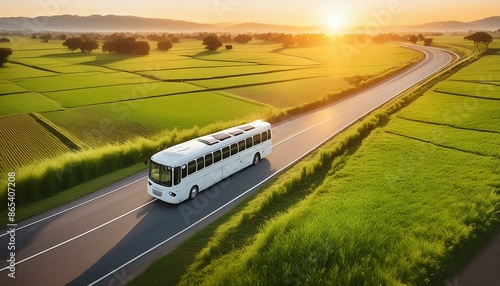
130, 49, 500, 285
0, 37, 420, 173
0, 114, 71, 172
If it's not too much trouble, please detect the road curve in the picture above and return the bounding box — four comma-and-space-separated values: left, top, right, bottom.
0, 45, 454, 286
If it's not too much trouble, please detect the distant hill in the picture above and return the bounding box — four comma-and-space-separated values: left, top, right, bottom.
393, 16, 500, 32
0, 14, 498, 33
0, 14, 218, 32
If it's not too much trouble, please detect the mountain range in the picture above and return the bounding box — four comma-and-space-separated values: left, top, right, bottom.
0, 14, 498, 33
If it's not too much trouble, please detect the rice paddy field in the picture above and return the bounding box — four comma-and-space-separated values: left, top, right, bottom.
131, 48, 500, 285
0, 36, 420, 174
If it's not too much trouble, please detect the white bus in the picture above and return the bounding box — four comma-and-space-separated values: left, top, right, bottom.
147, 120, 272, 204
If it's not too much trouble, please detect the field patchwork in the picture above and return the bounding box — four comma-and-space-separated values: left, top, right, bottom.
0, 37, 421, 174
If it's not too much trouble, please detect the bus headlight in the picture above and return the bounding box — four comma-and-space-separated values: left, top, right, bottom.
169, 191, 177, 197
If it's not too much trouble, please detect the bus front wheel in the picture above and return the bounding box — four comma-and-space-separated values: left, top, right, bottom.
253, 153, 261, 166
189, 186, 199, 200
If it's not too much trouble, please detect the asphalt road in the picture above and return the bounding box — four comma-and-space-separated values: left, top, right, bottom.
0, 44, 454, 286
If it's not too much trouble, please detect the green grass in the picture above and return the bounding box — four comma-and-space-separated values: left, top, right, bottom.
184, 131, 498, 285
13, 71, 156, 92
228, 76, 351, 108
0, 114, 71, 172
433, 80, 500, 100
397, 91, 500, 133
0, 62, 55, 79
131, 45, 500, 286
140, 65, 304, 81
44, 81, 203, 107
0, 92, 61, 116
385, 118, 500, 158
0, 81, 30, 94
42, 91, 265, 147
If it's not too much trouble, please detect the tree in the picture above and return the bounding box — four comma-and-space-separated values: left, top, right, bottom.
233, 34, 252, 44
80, 39, 99, 53
464, 31, 493, 51
102, 37, 150, 55
281, 34, 295, 47
417, 33, 426, 41
203, 34, 223, 51
63, 37, 98, 53
371, 33, 390, 44
168, 34, 180, 43
219, 35, 232, 43
40, 33, 52, 42
0, 47, 13, 67
63, 37, 83, 52
424, 38, 434, 46
157, 39, 173, 51
408, 35, 418, 44
135, 41, 150, 55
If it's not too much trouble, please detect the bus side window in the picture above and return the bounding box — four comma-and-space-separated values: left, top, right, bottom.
222, 146, 230, 159
268, 130, 272, 139
205, 153, 213, 167
181, 164, 187, 178
188, 160, 197, 175
214, 150, 222, 163
238, 140, 246, 152
230, 143, 238, 156
253, 134, 261, 145
246, 137, 253, 148
197, 157, 205, 171
174, 166, 181, 186
262, 131, 268, 141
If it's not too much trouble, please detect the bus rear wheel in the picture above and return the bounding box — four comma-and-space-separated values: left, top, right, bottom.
189, 186, 199, 200
253, 153, 261, 166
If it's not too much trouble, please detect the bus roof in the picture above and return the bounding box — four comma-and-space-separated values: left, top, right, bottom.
151, 120, 270, 166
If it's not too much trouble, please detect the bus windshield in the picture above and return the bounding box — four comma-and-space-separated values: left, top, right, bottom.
149, 161, 173, 187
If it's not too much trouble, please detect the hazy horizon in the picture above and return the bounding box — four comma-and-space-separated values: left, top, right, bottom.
2, 0, 498, 31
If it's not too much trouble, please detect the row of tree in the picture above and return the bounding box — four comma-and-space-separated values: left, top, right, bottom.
62, 36, 151, 55
0, 31, 495, 68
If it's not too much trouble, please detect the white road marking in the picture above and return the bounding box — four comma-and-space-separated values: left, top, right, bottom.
0, 176, 148, 238
0, 200, 156, 272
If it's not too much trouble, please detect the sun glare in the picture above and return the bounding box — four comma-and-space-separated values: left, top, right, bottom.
326, 14, 346, 34
328, 17, 342, 29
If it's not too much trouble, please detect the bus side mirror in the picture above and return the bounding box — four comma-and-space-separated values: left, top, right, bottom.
144, 160, 148, 165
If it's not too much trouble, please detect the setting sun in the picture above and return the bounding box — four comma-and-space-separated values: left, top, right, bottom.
328, 16, 343, 29
325, 13, 347, 33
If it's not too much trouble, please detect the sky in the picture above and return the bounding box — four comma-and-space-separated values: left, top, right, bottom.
1, 0, 498, 29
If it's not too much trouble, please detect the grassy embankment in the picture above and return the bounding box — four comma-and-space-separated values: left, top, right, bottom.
130, 42, 500, 284
0, 37, 420, 215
